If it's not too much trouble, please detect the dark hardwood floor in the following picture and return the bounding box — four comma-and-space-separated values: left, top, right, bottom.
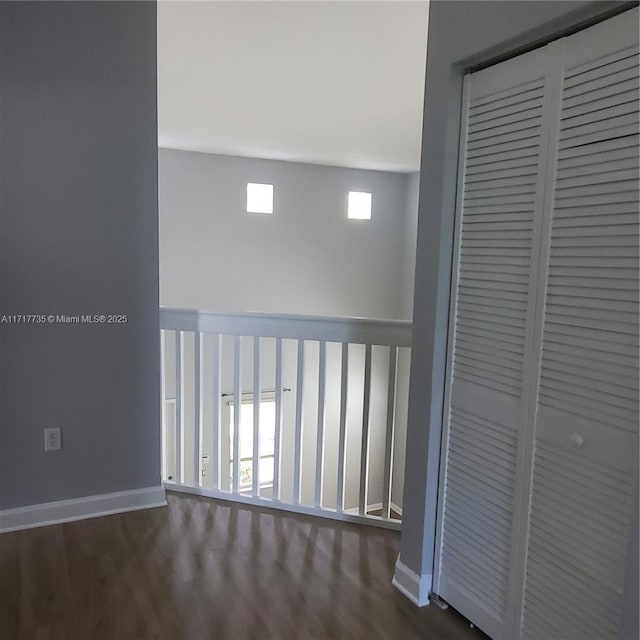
0, 491, 487, 640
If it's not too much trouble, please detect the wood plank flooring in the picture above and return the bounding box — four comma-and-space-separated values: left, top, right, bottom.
0, 491, 487, 640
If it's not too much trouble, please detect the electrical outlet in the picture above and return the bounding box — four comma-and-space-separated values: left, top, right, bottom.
44, 427, 61, 451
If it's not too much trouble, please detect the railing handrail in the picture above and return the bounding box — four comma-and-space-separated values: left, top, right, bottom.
160, 307, 413, 347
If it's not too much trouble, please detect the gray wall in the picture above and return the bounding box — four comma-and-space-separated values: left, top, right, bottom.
400, 171, 420, 320
159, 148, 417, 320
400, 0, 632, 586
0, 2, 161, 509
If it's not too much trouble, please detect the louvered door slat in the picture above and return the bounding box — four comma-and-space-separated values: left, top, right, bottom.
470, 102, 543, 126
522, 11, 639, 640
466, 146, 540, 167
557, 154, 639, 179
466, 163, 539, 180
562, 65, 638, 99
468, 107, 543, 133
563, 47, 638, 85
469, 79, 545, 109
466, 138, 540, 160
562, 86, 639, 118
557, 167, 639, 188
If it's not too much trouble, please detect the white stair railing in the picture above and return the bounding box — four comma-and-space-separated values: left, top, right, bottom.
160, 307, 412, 529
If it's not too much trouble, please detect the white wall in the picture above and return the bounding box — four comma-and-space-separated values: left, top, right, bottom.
159, 148, 417, 320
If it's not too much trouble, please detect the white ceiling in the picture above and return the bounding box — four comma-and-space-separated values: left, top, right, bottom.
158, 1, 429, 172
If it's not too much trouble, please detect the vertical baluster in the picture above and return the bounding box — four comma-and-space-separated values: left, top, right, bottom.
175, 330, 184, 484
252, 336, 261, 496
358, 344, 373, 516
211, 333, 222, 490
382, 346, 398, 519
193, 331, 203, 488
160, 329, 167, 481
293, 340, 305, 504
336, 343, 349, 512
273, 338, 283, 501
314, 341, 327, 509
232, 336, 241, 494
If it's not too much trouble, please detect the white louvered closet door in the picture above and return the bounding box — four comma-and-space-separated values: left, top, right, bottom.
433, 45, 556, 640
436, 8, 639, 640
521, 11, 639, 640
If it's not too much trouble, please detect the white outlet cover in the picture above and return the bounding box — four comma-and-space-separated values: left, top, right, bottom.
44, 427, 61, 451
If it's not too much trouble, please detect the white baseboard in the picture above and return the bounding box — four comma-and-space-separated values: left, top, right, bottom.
344, 501, 402, 516
392, 555, 431, 606
345, 502, 383, 515
0, 486, 167, 534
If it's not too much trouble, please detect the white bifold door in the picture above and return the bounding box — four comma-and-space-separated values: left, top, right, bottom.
435, 8, 639, 640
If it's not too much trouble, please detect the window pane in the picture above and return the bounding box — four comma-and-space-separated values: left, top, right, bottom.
348, 191, 372, 219
239, 403, 254, 458
229, 399, 277, 486
259, 402, 276, 439
247, 183, 273, 214
240, 460, 252, 486
259, 456, 274, 485
261, 438, 275, 457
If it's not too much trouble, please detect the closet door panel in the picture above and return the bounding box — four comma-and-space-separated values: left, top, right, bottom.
435, 45, 553, 640
522, 10, 639, 640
